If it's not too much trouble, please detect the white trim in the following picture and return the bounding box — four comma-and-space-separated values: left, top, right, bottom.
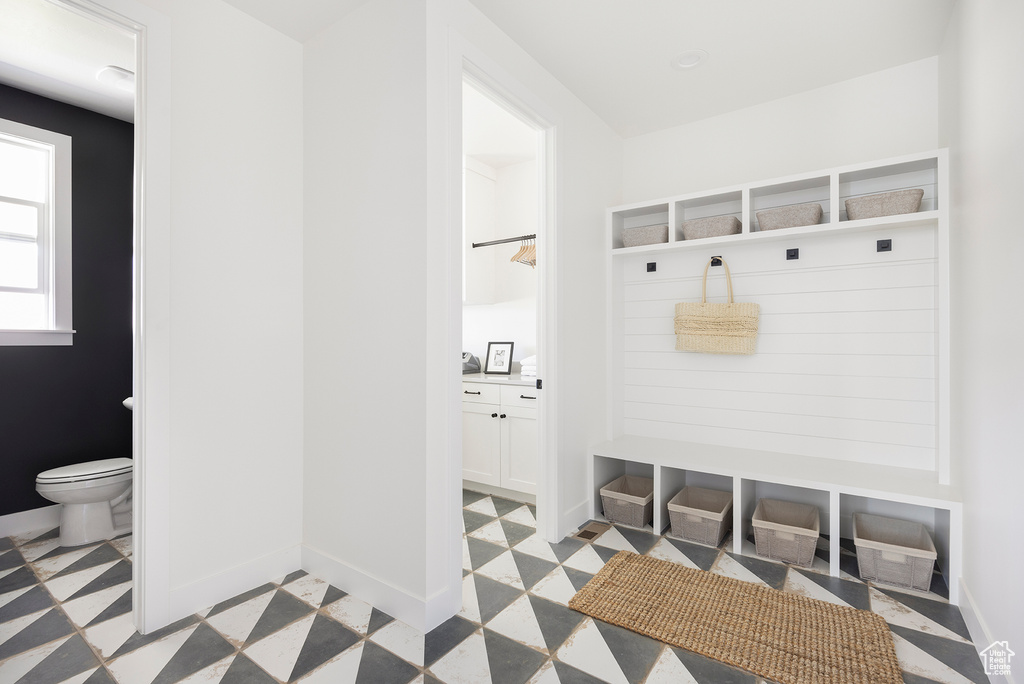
302, 544, 430, 633
0, 330, 74, 345
561, 498, 590, 540
167, 545, 302, 623
0, 118, 72, 335
959, 579, 1016, 684
0, 505, 60, 538
54, 0, 173, 635
451, 32, 563, 551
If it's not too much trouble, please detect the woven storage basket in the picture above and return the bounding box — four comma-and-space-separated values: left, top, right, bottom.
600, 475, 654, 528
667, 487, 733, 546
845, 188, 924, 220
752, 498, 820, 567
622, 224, 668, 248
674, 257, 760, 355
680, 215, 741, 240
853, 513, 937, 591
755, 202, 823, 231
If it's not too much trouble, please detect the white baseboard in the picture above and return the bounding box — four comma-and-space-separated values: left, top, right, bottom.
424, 578, 460, 634
960, 578, 1016, 684
167, 544, 301, 624
462, 481, 535, 505
562, 498, 591, 539
0, 505, 61, 539
302, 544, 429, 632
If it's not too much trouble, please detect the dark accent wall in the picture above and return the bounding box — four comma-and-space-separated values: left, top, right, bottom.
0, 84, 133, 517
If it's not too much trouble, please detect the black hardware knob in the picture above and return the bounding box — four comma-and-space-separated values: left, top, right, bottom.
500, 414, 506, 418
491, 413, 498, 418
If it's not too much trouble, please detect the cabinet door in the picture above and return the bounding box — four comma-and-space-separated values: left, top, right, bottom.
463, 402, 501, 487
500, 405, 537, 494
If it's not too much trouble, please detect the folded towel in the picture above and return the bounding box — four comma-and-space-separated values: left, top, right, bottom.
520, 355, 537, 366
521, 369, 537, 377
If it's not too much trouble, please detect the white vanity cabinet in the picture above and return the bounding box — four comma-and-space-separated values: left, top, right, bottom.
462, 379, 538, 495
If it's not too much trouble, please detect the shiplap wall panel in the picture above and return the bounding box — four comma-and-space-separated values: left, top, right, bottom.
625, 310, 935, 335
625, 351, 935, 378
615, 223, 938, 470
623, 386, 934, 424
624, 369, 934, 402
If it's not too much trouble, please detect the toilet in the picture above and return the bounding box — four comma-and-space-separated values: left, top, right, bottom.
36, 458, 133, 547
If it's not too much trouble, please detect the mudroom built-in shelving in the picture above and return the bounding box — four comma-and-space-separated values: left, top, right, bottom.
598, 150, 960, 602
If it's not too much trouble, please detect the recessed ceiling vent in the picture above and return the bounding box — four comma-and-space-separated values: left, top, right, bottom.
670, 49, 709, 70
96, 65, 135, 92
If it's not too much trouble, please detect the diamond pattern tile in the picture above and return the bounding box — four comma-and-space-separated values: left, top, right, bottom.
0, 490, 986, 684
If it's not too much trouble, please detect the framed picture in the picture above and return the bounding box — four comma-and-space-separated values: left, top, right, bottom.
484, 341, 514, 375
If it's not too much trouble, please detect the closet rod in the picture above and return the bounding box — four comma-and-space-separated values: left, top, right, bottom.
472, 233, 536, 248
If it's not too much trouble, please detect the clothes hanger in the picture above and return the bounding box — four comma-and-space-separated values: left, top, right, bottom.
517, 238, 531, 265
510, 239, 527, 262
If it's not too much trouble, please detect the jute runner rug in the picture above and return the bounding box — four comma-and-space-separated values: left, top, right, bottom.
568, 551, 902, 684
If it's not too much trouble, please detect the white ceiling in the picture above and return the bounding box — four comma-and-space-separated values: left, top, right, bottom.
0, 0, 135, 121
467, 0, 957, 137
0, 0, 956, 136
463, 81, 538, 169
219, 0, 372, 43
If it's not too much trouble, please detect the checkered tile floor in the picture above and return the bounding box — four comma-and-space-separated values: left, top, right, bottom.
0, 491, 987, 683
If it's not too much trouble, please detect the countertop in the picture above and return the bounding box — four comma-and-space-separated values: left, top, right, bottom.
462, 372, 536, 387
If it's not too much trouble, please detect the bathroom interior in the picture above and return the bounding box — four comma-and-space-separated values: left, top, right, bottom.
0, 0, 136, 551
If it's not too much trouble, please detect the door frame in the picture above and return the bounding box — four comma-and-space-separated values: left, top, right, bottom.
448, 33, 561, 547
55, 0, 173, 634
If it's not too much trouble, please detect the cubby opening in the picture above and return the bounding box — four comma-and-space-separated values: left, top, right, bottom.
839, 493, 950, 598
674, 191, 742, 242
739, 479, 830, 570
749, 175, 830, 232
611, 203, 669, 249
838, 157, 938, 222
592, 455, 655, 531
658, 465, 733, 543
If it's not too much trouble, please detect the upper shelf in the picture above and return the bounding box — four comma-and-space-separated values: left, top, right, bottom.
609, 150, 945, 254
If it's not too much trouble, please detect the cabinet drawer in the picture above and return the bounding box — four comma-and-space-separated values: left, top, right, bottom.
462, 382, 499, 404
501, 385, 539, 408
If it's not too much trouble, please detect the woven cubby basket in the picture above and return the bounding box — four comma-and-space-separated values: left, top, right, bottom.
622, 224, 668, 248
600, 475, 654, 528
680, 215, 741, 240
845, 188, 924, 220
755, 202, 823, 231
853, 513, 937, 591
667, 487, 733, 546
752, 498, 820, 567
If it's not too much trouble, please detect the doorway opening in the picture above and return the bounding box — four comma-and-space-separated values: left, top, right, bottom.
458, 69, 557, 554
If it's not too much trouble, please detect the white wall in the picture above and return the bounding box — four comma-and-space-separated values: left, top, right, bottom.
494, 160, 538, 302
463, 158, 538, 363
435, 0, 622, 588
131, 0, 304, 620
622, 58, 939, 202
303, 0, 430, 626
463, 160, 497, 304
939, 0, 1024, 657
463, 298, 536, 364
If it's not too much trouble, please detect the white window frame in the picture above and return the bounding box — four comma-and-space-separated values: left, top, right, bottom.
0, 118, 73, 345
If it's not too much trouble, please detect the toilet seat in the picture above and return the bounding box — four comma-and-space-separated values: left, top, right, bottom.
37, 458, 133, 485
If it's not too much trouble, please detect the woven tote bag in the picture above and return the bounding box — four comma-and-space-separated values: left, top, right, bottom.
674, 257, 760, 355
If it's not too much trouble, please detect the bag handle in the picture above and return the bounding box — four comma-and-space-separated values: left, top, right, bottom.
701, 257, 734, 304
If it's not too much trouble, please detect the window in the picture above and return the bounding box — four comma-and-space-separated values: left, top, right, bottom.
0, 118, 72, 345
